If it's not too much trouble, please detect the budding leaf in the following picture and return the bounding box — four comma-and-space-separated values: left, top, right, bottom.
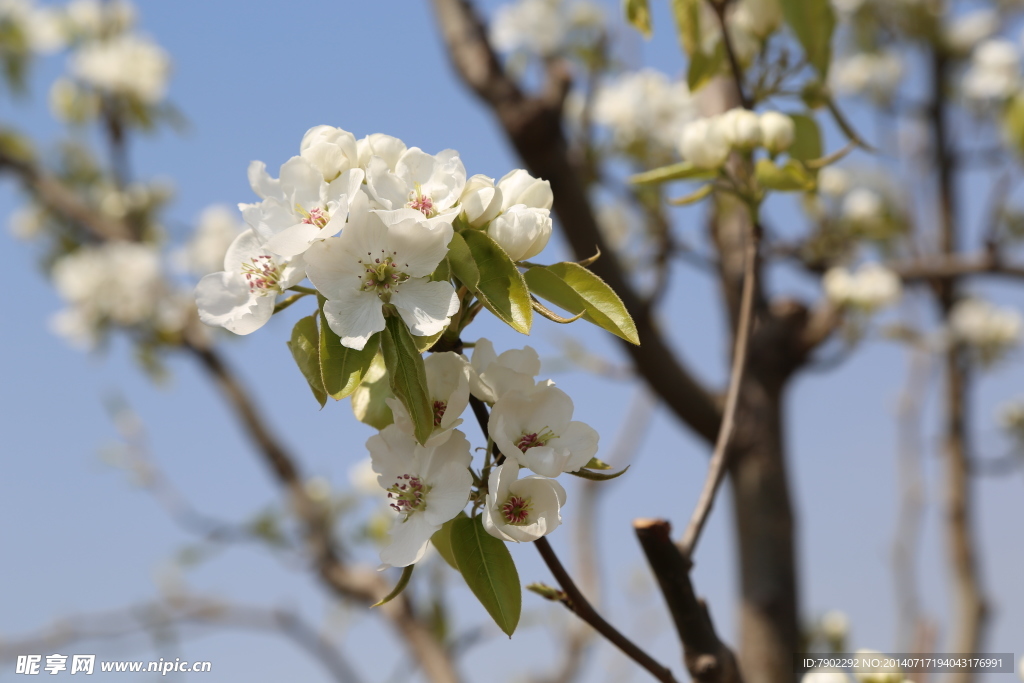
319, 301, 379, 400
624, 0, 652, 38
787, 113, 823, 162
430, 512, 467, 572
669, 0, 701, 56
755, 158, 814, 192
524, 263, 640, 345
584, 457, 614, 470
447, 230, 480, 289
372, 564, 414, 608
570, 464, 631, 481
629, 161, 715, 186
780, 0, 835, 76
461, 229, 533, 336
381, 315, 433, 445
287, 314, 328, 408
449, 514, 522, 637
351, 353, 394, 430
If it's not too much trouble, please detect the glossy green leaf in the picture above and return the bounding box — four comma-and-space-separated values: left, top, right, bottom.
446, 230, 480, 290
430, 512, 466, 572
569, 464, 631, 481
286, 314, 327, 408
780, 0, 835, 76
450, 515, 521, 637
787, 113, 822, 162
319, 305, 379, 400
755, 158, 814, 192
381, 315, 433, 445
524, 263, 639, 345
462, 229, 533, 335
687, 42, 724, 92
430, 255, 451, 283
669, 0, 701, 55
351, 354, 394, 430
414, 329, 445, 353
624, 0, 652, 38
372, 564, 414, 607
629, 161, 715, 186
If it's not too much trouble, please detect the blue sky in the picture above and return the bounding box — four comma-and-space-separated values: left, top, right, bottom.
1, 1, 1022, 681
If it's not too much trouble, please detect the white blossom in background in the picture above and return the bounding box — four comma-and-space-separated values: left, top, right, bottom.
820, 609, 849, 643
368, 425, 473, 568
487, 169, 553, 261
830, 51, 904, 102
823, 263, 901, 312
679, 117, 731, 169
469, 338, 542, 404
853, 651, 903, 683
962, 39, 1021, 104
51, 240, 164, 347
803, 672, 850, 683
0, 0, 65, 54
364, 147, 466, 227
591, 69, 698, 152
759, 111, 796, 153
8, 204, 44, 240
49, 76, 100, 123
841, 187, 885, 226
489, 383, 599, 478
483, 461, 567, 542
387, 351, 472, 445
489, 0, 602, 57
948, 298, 1023, 360
944, 8, 998, 54
70, 33, 170, 104
730, 0, 782, 39
173, 205, 244, 277
304, 207, 459, 350
997, 399, 1024, 439
719, 108, 763, 151
817, 167, 851, 197
195, 229, 305, 335
64, 0, 134, 39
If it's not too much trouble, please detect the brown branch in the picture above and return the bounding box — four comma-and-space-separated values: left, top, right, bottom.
707, 0, 751, 110
634, 519, 743, 683
891, 254, 1024, 282
431, 0, 722, 444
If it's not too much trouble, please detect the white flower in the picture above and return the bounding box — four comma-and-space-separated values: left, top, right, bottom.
369, 425, 473, 567
944, 9, 998, 54
496, 169, 553, 211
365, 147, 467, 227
830, 51, 904, 102
299, 125, 359, 182
962, 39, 1020, 103
820, 609, 849, 641
487, 204, 553, 261
71, 33, 170, 104
803, 671, 849, 683
999, 399, 1024, 435
759, 111, 795, 154
349, 456, 384, 497
49, 76, 100, 123
679, 116, 731, 169
592, 69, 698, 151
195, 229, 305, 335
823, 263, 901, 312
9, 205, 44, 240
65, 0, 134, 38
730, 0, 782, 39
490, 0, 567, 57
240, 156, 365, 259
356, 133, 407, 171
817, 167, 851, 197
174, 205, 244, 277
304, 209, 460, 350
948, 298, 1022, 360
489, 383, 599, 478
842, 187, 884, 225
469, 338, 541, 404
483, 461, 567, 542
387, 351, 472, 444
718, 107, 762, 151
460, 174, 504, 228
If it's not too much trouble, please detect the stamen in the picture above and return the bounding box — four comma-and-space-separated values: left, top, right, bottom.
432, 400, 447, 427
240, 255, 284, 296
502, 495, 531, 525
387, 474, 430, 518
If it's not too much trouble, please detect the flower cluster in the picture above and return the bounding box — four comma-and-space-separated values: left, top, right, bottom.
829, 50, 904, 103
588, 69, 698, 155
962, 38, 1020, 105
365, 339, 599, 567
489, 0, 604, 58
997, 399, 1024, 441
196, 125, 553, 343
679, 109, 795, 169
947, 298, 1022, 364
823, 263, 902, 313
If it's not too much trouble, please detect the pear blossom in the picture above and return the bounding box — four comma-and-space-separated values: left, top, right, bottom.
496, 169, 553, 212
488, 204, 553, 261
591, 69, 698, 152
823, 263, 901, 312
240, 155, 365, 258
817, 167, 851, 197
368, 425, 473, 567
460, 174, 503, 228
842, 187, 885, 226
0, 0, 65, 54
718, 107, 762, 151
483, 462, 567, 542
679, 117, 731, 169
998, 399, 1024, 439
943, 9, 998, 54
304, 208, 459, 350
364, 147, 466, 225
820, 609, 849, 641
65, 0, 134, 38
730, 0, 782, 39
469, 338, 542, 404
948, 298, 1022, 362
962, 39, 1020, 104
759, 111, 795, 154
489, 0, 568, 57
70, 33, 170, 104
387, 351, 472, 444
298, 125, 359, 182
195, 229, 305, 335
830, 51, 904, 102
803, 672, 849, 683
356, 133, 407, 171
173, 205, 244, 277
489, 383, 599, 477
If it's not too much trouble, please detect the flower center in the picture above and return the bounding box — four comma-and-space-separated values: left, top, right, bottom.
406, 184, 436, 218
357, 252, 410, 302
387, 474, 430, 518
240, 255, 283, 296
516, 427, 556, 453
300, 205, 330, 229
501, 495, 531, 525
432, 400, 447, 427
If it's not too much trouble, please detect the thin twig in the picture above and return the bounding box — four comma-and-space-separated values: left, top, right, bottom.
707, 0, 751, 110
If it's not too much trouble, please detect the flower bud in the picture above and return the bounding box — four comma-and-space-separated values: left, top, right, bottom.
679, 117, 731, 169
719, 107, 762, 151
460, 174, 504, 227
300, 125, 358, 181
356, 133, 407, 171
497, 169, 553, 211
759, 111, 795, 154
487, 205, 552, 261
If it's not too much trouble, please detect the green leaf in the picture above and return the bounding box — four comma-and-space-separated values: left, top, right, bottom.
450, 515, 521, 637
668, 184, 714, 206
414, 330, 444, 353
669, 0, 701, 55
286, 315, 327, 408
430, 255, 451, 283
687, 42, 725, 92
623, 0, 652, 38
372, 565, 415, 608
1005, 93, 1024, 155
430, 512, 466, 572
447, 230, 480, 290
319, 304, 379, 400
780, 0, 835, 76
381, 315, 433, 445
569, 464, 631, 481
629, 161, 715, 186
351, 354, 394, 430
584, 457, 614, 470
524, 263, 639, 345
755, 158, 814, 192
787, 113, 822, 162
462, 229, 533, 335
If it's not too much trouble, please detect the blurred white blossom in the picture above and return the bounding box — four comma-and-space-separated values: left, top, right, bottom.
173, 205, 244, 278
0, 0, 65, 54
823, 263, 901, 313
759, 111, 795, 154
820, 609, 849, 641
490, 0, 602, 57
962, 39, 1020, 104
997, 399, 1024, 438
943, 8, 998, 54
830, 51, 904, 102
841, 187, 885, 226
591, 69, 698, 152
948, 298, 1022, 362
817, 167, 851, 197
71, 33, 170, 103
679, 116, 731, 169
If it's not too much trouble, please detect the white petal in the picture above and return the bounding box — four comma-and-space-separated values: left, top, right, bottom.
195, 271, 274, 335
551, 421, 600, 473
304, 238, 363, 299
392, 279, 460, 337
380, 513, 437, 568
388, 216, 453, 277
368, 424, 420, 483
247, 160, 281, 200
263, 222, 322, 258
323, 289, 386, 350
365, 156, 408, 210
